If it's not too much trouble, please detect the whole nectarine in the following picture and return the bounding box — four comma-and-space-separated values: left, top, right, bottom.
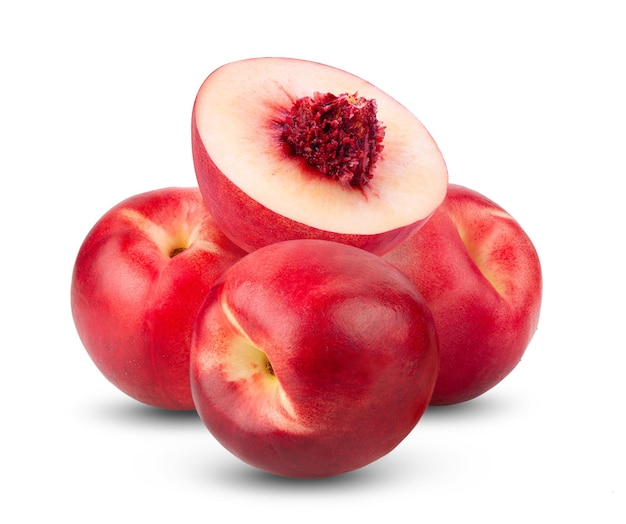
190, 239, 439, 477
384, 184, 542, 405
71, 187, 246, 409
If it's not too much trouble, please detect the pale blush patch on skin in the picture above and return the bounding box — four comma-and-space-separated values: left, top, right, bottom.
118, 208, 226, 259
449, 200, 541, 309
201, 299, 314, 435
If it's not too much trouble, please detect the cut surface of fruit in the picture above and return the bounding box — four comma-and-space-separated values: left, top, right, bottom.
192, 57, 448, 254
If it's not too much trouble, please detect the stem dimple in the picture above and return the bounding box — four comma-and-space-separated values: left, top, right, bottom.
169, 246, 186, 258
281, 92, 385, 188
265, 357, 275, 376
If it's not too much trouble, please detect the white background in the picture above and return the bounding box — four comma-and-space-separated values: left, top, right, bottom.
2, 1, 624, 522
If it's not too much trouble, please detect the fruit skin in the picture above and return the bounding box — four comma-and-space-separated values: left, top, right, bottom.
190, 239, 439, 478
71, 187, 246, 410
191, 57, 448, 255
384, 184, 542, 405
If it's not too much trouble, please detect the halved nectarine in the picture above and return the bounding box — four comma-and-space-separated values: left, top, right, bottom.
192, 57, 448, 254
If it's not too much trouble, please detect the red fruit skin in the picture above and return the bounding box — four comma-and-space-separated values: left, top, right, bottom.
71, 187, 246, 410
384, 184, 542, 405
190, 239, 439, 478
191, 112, 427, 255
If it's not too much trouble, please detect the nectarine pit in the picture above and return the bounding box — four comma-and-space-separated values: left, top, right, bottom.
281, 92, 385, 188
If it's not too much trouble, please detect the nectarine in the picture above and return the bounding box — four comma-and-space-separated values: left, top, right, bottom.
71, 187, 246, 409
190, 239, 439, 477
384, 184, 542, 405
192, 57, 448, 254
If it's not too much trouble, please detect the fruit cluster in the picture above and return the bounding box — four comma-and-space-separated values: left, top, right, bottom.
71, 57, 542, 479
